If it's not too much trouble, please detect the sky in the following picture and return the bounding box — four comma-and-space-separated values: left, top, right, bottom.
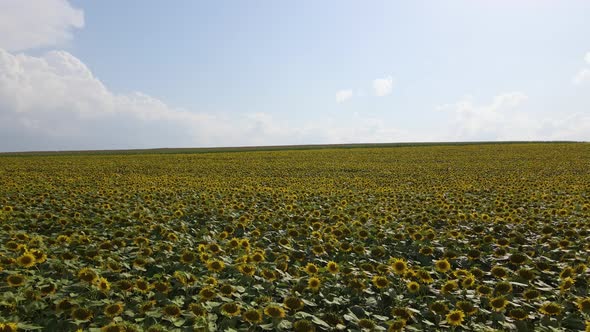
0, 0, 589, 152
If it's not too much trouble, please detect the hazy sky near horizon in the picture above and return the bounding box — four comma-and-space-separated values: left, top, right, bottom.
1, 0, 589, 152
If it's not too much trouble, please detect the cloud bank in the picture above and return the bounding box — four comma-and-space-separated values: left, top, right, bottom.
335, 89, 353, 103
373, 76, 393, 96
0, 0, 84, 51
437, 92, 589, 141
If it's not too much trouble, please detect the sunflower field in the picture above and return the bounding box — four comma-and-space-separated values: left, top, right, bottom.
1, 143, 590, 332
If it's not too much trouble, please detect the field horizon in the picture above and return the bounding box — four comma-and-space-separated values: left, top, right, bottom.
0, 140, 586, 157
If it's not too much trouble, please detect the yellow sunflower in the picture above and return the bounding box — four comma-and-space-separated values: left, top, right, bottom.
446, 310, 465, 326
308, 277, 321, 292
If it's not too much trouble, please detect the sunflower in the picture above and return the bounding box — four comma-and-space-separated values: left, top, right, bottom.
391, 307, 413, 320
509, 308, 528, 320
417, 269, 434, 284
388, 319, 406, 332
441, 280, 458, 294
78, 268, 98, 284
293, 319, 316, 332
251, 251, 265, 263
71, 307, 93, 321
446, 310, 465, 326
477, 285, 493, 297
312, 245, 325, 255
326, 261, 339, 274
40, 283, 57, 296
199, 286, 217, 301
189, 303, 207, 317
358, 319, 376, 330
391, 258, 408, 275
258, 269, 276, 282
456, 300, 478, 316
228, 238, 240, 249
559, 267, 574, 279
284, 296, 304, 311
419, 246, 434, 256
509, 253, 528, 265
522, 289, 540, 301
101, 324, 126, 332
577, 298, 590, 314
152, 281, 170, 293
104, 303, 124, 317
517, 268, 535, 281
0, 323, 18, 332
6, 274, 26, 287
304, 263, 319, 275
240, 238, 251, 251
96, 277, 111, 293
308, 277, 321, 292
490, 296, 508, 312
206, 259, 225, 272
242, 309, 263, 324
163, 304, 182, 317
491, 266, 509, 279
221, 302, 241, 317
539, 302, 562, 316
238, 264, 256, 276
430, 301, 449, 315
264, 304, 286, 319
559, 277, 575, 293
135, 279, 151, 293
208, 243, 222, 254
220, 284, 234, 296
372, 275, 389, 289
179, 250, 196, 264
435, 259, 451, 273
494, 281, 513, 295
29, 249, 47, 264
407, 281, 420, 293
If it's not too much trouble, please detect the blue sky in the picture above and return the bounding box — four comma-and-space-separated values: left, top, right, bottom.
1, 1, 589, 151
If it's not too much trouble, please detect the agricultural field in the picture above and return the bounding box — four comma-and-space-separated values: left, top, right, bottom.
1, 143, 590, 332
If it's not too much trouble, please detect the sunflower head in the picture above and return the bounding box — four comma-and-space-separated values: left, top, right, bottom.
104, 303, 124, 317
490, 296, 508, 312
71, 307, 93, 321
577, 298, 590, 314
539, 302, 562, 316
407, 281, 420, 293
509, 308, 528, 320
199, 286, 217, 301
391, 258, 408, 275
430, 301, 449, 315
264, 304, 286, 319
242, 309, 263, 324
326, 261, 340, 274
78, 268, 98, 283
284, 296, 304, 311
293, 319, 316, 332
96, 277, 111, 293
435, 259, 451, 273
446, 310, 465, 326
372, 275, 389, 289
6, 274, 26, 287
304, 263, 319, 275
163, 304, 182, 317
221, 302, 241, 317
206, 259, 225, 272
308, 277, 321, 292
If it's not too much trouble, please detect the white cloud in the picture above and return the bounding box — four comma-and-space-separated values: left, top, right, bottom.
573, 68, 590, 85
0, 48, 417, 151
0, 0, 84, 51
335, 89, 353, 103
437, 92, 589, 141
373, 76, 393, 97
